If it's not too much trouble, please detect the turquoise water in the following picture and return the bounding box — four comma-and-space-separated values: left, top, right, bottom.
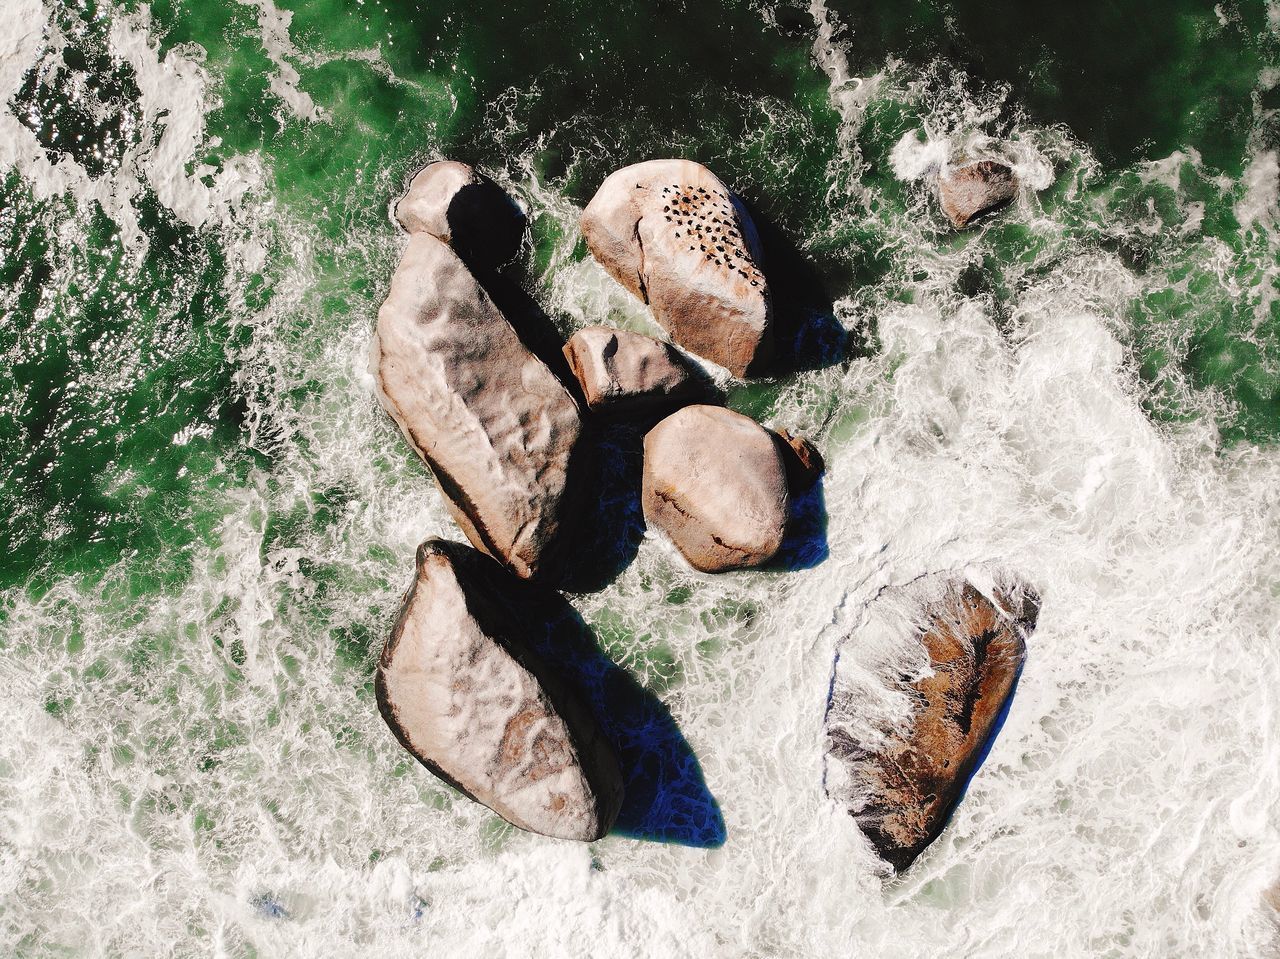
2, 0, 1280, 955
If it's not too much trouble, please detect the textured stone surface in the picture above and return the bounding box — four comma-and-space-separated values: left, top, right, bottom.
824, 578, 1037, 871
563, 325, 700, 416
395, 160, 525, 269
776, 428, 824, 492
377, 539, 623, 841
581, 159, 772, 377
642, 405, 788, 572
937, 160, 1018, 228
372, 232, 582, 580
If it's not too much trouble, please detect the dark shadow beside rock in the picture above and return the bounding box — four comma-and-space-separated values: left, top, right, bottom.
469, 267, 586, 407
738, 198, 848, 377
523, 586, 727, 848
446, 178, 526, 272
555, 420, 646, 593
766, 475, 829, 571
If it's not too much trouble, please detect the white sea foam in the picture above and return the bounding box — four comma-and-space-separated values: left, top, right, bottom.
4, 2, 1280, 957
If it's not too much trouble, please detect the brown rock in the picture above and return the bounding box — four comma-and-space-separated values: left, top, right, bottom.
776, 429, 824, 492
938, 160, 1018, 228
395, 160, 526, 270
581, 159, 772, 377
562, 325, 701, 416
371, 232, 582, 580
377, 539, 623, 841
824, 578, 1038, 871
642, 405, 788, 572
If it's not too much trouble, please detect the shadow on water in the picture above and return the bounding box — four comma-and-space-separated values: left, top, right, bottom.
768, 476, 829, 572
739, 198, 849, 377
555, 421, 647, 594
527, 586, 727, 848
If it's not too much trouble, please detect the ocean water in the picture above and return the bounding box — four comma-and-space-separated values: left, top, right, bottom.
2, 0, 1280, 955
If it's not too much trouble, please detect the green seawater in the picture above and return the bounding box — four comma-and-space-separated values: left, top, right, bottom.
2, 0, 1280, 955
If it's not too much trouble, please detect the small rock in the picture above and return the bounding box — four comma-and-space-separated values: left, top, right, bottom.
776, 429, 824, 492
372, 233, 583, 581
377, 539, 624, 841
937, 160, 1018, 229
396, 160, 526, 270
581, 159, 772, 378
824, 577, 1037, 871
562, 325, 702, 416
642, 405, 788, 572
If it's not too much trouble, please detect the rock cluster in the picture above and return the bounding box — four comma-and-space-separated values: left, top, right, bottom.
581, 159, 772, 377
371, 155, 1040, 863
824, 578, 1039, 871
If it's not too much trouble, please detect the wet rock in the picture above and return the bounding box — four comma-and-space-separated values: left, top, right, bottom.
642, 405, 788, 572
938, 160, 1018, 229
824, 577, 1038, 871
562, 325, 702, 416
776, 428, 824, 492
377, 539, 624, 841
395, 160, 526, 270
372, 232, 583, 580
581, 159, 772, 377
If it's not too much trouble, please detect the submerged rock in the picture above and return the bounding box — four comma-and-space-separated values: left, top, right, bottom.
395, 160, 526, 270
581, 159, 772, 377
937, 160, 1018, 228
377, 539, 624, 841
642, 405, 788, 572
372, 232, 583, 580
824, 577, 1037, 871
824, 579, 1037, 869
562, 325, 702, 416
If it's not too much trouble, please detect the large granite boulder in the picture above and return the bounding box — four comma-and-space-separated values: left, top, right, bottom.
372, 232, 583, 580
824, 577, 1038, 871
642, 405, 788, 572
377, 539, 624, 841
581, 159, 772, 378
563, 325, 702, 416
937, 160, 1018, 229
395, 160, 526, 270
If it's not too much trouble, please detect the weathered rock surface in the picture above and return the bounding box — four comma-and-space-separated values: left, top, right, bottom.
776, 428, 824, 492
581, 159, 772, 378
642, 405, 788, 572
377, 539, 624, 841
937, 160, 1018, 229
824, 577, 1038, 871
372, 232, 582, 580
563, 325, 701, 416
396, 160, 526, 270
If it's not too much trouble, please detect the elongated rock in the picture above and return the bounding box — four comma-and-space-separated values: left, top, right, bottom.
395, 160, 526, 270
372, 232, 582, 580
563, 325, 701, 416
642, 405, 788, 572
581, 159, 772, 377
824, 578, 1037, 871
377, 539, 623, 841
938, 160, 1018, 228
